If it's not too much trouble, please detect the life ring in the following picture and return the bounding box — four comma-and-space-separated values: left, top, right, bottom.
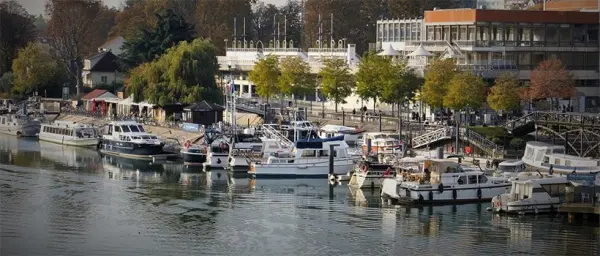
495, 201, 502, 208
360, 163, 368, 173
184, 140, 191, 149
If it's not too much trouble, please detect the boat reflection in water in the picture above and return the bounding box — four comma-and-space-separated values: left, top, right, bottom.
102, 155, 166, 182
38, 140, 102, 170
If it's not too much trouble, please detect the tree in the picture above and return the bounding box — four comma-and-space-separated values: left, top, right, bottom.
11, 43, 66, 98
443, 71, 486, 111
126, 39, 223, 105
356, 52, 389, 109
381, 63, 420, 116
0, 72, 14, 96
248, 55, 280, 103
109, 0, 169, 40
34, 14, 48, 36
195, 0, 255, 53
252, 2, 281, 44
487, 72, 522, 113
119, 9, 195, 71
278, 56, 314, 104
388, 0, 457, 19
45, 0, 108, 95
529, 59, 576, 107
421, 58, 457, 109
0, 0, 36, 74
319, 58, 355, 112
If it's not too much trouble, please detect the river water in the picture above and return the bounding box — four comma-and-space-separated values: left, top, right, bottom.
1, 136, 598, 256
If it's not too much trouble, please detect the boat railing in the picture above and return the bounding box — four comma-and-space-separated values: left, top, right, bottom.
261, 124, 294, 148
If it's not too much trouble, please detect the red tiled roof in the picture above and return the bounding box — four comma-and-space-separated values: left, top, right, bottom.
82, 89, 108, 100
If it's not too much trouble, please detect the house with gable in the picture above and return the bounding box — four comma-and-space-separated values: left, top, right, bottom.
82, 50, 124, 88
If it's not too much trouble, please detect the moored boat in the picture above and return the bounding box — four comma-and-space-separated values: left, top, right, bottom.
521, 141, 600, 174
491, 175, 569, 214
0, 114, 41, 137
248, 135, 355, 179
99, 121, 174, 161
381, 159, 511, 205
39, 120, 100, 147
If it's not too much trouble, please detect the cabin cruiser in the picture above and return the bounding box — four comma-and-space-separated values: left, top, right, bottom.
99, 121, 168, 160
248, 136, 355, 178
521, 141, 600, 174
0, 114, 41, 137
360, 132, 402, 155
39, 121, 100, 147
318, 124, 365, 147
491, 175, 569, 214
381, 160, 511, 204
229, 138, 291, 169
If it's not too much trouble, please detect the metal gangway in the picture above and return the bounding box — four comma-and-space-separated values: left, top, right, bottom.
260, 124, 294, 148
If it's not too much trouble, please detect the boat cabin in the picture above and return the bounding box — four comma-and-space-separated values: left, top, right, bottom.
498, 160, 526, 174
426, 160, 489, 186
509, 177, 569, 201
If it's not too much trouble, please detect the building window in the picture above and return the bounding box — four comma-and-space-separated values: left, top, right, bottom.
587, 24, 599, 44
101, 76, 107, 84
519, 26, 531, 46
518, 52, 531, 70
558, 24, 571, 45
532, 24, 545, 45
459, 26, 467, 41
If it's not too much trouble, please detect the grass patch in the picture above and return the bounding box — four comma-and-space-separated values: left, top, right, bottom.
469, 126, 509, 138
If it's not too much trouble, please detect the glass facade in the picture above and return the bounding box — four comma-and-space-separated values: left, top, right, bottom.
376, 19, 424, 43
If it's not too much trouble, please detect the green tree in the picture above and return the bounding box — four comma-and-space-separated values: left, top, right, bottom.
0, 72, 14, 96
249, 55, 280, 103
487, 72, 522, 113
11, 42, 65, 98
319, 58, 355, 112
0, 0, 36, 75
120, 9, 195, 70
356, 52, 389, 110
278, 56, 314, 105
421, 58, 457, 109
443, 71, 486, 111
126, 39, 223, 105
381, 63, 420, 117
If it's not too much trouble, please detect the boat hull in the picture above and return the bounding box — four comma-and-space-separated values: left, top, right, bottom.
101, 139, 165, 156
39, 134, 99, 147
249, 159, 354, 178
491, 195, 561, 214
0, 122, 40, 137
382, 179, 511, 205
181, 151, 207, 166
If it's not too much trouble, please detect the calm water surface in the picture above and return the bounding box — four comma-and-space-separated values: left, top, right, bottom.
1, 136, 599, 256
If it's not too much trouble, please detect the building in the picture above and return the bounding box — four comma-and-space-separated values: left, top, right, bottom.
538, 0, 599, 11
82, 50, 124, 88
216, 38, 359, 99
476, 0, 507, 9
182, 101, 225, 126
80, 89, 119, 112
376, 8, 599, 112
98, 36, 125, 56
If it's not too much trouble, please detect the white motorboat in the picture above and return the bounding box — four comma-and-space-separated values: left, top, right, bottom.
381, 159, 511, 204
318, 124, 365, 147
99, 121, 172, 161
360, 132, 403, 155
248, 136, 355, 178
39, 121, 100, 147
491, 175, 570, 214
522, 141, 600, 174
0, 114, 41, 137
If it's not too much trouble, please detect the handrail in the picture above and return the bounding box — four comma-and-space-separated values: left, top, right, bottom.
261, 124, 294, 148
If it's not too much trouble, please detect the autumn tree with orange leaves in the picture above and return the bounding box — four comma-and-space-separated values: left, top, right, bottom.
528, 59, 576, 108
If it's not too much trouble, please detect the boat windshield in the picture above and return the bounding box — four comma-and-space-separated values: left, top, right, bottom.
137, 125, 145, 132
121, 125, 131, 132
129, 125, 140, 132
498, 165, 519, 172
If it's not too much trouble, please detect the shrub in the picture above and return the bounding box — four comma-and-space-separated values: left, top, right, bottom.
509, 138, 526, 150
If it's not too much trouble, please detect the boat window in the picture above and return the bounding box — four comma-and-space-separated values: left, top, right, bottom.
126, 136, 131, 141
108, 125, 113, 135
554, 159, 561, 165
543, 156, 549, 164
498, 165, 514, 172
541, 184, 566, 197
1, 118, 4, 125
137, 125, 145, 132
131, 136, 140, 140
141, 135, 150, 139
553, 148, 564, 154
301, 150, 316, 157
565, 160, 571, 166
129, 125, 140, 132
114, 126, 121, 132
318, 150, 329, 157
150, 136, 157, 139
121, 125, 131, 132
457, 176, 467, 185
478, 175, 487, 184
468, 175, 478, 184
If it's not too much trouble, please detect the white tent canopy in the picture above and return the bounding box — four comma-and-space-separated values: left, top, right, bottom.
407, 44, 432, 57
377, 44, 401, 56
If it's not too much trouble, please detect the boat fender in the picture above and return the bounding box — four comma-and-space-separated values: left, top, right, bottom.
452, 189, 457, 200
477, 188, 482, 199
428, 191, 433, 201
550, 204, 554, 212
418, 194, 424, 202
217, 158, 222, 164
438, 183, 444, 193
184, 140, 191, 149
360, 163, 368, 173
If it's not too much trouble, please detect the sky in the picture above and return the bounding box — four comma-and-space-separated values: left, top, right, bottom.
18, 0, 286, 16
